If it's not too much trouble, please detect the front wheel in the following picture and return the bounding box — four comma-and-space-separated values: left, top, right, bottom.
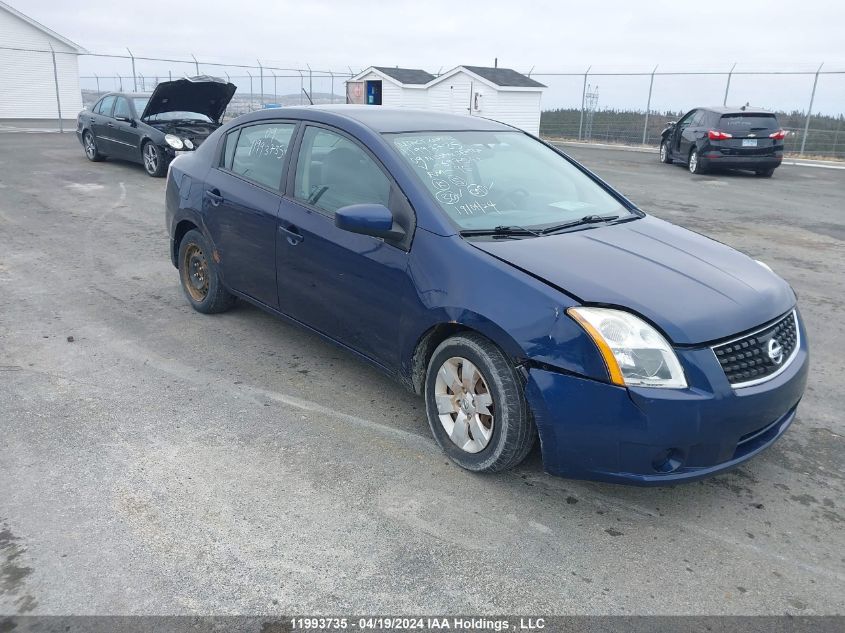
688, 148, 706, 174
659, 140, 673, 164
142, 141, 168, 177
177, 229, 236, 314
424, 333, 535, 473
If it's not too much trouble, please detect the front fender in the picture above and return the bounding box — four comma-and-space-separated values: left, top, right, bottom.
399, 230, 612, 386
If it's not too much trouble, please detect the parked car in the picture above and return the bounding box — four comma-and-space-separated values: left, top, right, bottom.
660, 106, 785, 177
165, 106, 808, 485
76, 76, 236, 177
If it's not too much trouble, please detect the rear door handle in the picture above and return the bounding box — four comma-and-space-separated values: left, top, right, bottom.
205, 189, 223, 206
278, 224, 303, 245
107, 122, 115, 128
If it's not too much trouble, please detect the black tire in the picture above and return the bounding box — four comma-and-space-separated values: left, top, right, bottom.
424, 333, 535, 473
82, 130, 105, 162
755, 168, 775, 178
659, 139, 673, 164
177, 229, 236, 314
142, 140, 168, 177
688, 148, 706, 174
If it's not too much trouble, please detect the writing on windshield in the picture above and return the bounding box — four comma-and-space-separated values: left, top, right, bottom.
393, 135, 500, 216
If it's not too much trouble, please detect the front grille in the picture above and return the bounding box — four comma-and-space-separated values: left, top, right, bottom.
712, 310, 799, 387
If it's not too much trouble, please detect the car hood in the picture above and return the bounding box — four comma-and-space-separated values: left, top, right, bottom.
470, 216, 795, 344
140, 75, 237, 123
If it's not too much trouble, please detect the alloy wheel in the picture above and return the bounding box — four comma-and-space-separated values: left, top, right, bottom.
144, 144, 159, 175
84, 133, 96, 159
433, 356, 495, 454
659, 142, 666, 162
689, 151, 698, 173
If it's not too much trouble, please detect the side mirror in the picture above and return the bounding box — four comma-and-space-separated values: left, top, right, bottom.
335, 204, 405, 241
115, 115, 132, 123
666, 121, 676, 127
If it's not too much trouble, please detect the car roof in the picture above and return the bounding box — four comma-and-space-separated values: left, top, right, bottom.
238, 105, 514, 133
100, 92, 152, 99
700, 106, 776, 116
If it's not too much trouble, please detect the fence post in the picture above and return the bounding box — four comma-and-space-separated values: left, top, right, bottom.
800, 62, 824, 157
723, 62, 736, 106
191, 54, 199, 75
642, 65, 657, 145
271, 71, 277, 102
139, 74, 145, 91
127, 48, 137, 91
298, 70, 304, 105
257, 60, 264, 107
330, 72, 335, 103
117, 73, 123, 91
307, 64, 313, 104
578, 66, 591, 141
94, 73, 100, 95
247, 71, 254, 110
48, 44, 63, 132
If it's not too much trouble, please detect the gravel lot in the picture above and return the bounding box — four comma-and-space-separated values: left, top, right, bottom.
1, 133, 843, 615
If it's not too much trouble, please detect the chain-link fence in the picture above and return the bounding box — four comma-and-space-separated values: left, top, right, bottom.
531, 66, 845, 159
2, 45, 844, 159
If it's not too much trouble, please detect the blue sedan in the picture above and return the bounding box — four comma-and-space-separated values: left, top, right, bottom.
164, 105, 808, 485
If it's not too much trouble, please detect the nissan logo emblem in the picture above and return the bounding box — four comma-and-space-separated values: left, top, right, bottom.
767, 338, 784, 365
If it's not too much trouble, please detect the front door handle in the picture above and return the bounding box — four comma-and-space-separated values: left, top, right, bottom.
205, 189, 223, 206
279, 224, 303, 245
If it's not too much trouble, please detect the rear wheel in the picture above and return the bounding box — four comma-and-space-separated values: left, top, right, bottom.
688, 148, 706, 174
659, 139, 673, 164
83, 130, 105, 162
424, 333, 535, 473
142, 141, 167, 177
177, 229, 236, 314
755, 168, 775, 178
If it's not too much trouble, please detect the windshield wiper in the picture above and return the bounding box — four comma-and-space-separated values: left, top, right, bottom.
540, 214, 620, 235
459, 225, 542, 238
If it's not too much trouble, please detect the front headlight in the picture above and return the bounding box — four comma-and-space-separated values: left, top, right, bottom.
568, 307, 687, 389
164, 134, 184, 149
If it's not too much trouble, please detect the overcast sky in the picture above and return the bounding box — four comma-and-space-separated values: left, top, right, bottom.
12, 0, 845, 115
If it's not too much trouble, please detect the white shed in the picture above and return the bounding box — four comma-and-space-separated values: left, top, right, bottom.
346, 67, 436, 109
426, 66, 546, 136
347, 65, 545, 135
0, 1, 86, 124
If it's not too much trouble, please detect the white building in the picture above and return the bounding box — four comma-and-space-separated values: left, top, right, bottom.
0, 1, 86, 123
347, 65, 546, 135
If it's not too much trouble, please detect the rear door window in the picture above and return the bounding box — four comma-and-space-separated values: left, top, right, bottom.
96, 95, 116, 116
719, 114, 779, 133
229, 122, 296, 190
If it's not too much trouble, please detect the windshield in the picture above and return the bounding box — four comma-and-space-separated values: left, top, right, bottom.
133, 97, 150, 114
388, 131, 631, 231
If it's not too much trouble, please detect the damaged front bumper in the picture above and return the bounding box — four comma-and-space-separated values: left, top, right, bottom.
523, 318, 809, 485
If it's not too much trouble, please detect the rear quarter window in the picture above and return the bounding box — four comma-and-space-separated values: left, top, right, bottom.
719, 114, 779, 132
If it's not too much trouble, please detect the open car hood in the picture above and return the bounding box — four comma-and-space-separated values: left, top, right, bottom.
470, 216, 796, 345
140, 75, 236, 123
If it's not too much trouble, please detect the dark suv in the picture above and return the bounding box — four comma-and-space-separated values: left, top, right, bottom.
660, 107, 785, 177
